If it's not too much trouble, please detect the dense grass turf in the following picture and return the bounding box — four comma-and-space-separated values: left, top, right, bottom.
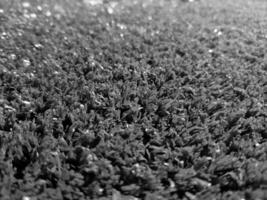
0, 0, 267, 199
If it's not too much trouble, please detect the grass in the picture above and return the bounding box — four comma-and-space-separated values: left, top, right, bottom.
0, 0, 267, 199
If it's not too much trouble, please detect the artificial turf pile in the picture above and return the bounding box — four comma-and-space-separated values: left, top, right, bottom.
0, 0, 267, 199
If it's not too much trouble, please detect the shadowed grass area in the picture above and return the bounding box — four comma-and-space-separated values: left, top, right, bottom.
0, 0, 267, 199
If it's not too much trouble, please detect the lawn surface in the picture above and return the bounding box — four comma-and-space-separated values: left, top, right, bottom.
0, 0, 267, 199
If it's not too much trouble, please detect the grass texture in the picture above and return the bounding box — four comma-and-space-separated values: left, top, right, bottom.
0, 0, 267, 199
